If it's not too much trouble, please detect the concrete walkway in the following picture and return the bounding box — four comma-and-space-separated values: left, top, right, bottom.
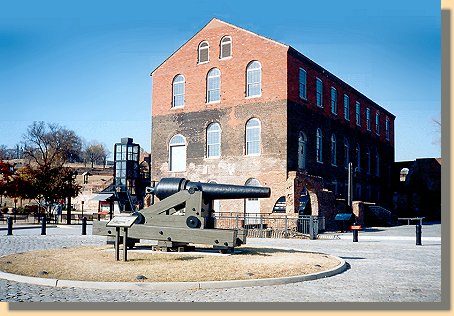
0, 223, 443, 305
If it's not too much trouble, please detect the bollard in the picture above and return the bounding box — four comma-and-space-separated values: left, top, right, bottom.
7, 217, 13, 236
41, 215, 47, 235
416, 223, 422, 245
81, 217, 87, 235
353, 229, 358, 242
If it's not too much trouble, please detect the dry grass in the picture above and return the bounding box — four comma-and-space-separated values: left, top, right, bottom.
0, 245, 340, 282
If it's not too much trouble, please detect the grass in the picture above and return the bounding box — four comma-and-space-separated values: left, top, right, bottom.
0, 245, 340, 282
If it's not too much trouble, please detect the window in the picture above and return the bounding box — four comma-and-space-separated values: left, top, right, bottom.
356, 144, 361, 172
316, 128, 323, 163
344, 138, 350, 169
206, 123, 221, 158
245, 118, 261, 155
246, 61, 262, 97
169, 134, 186, 172
198, 41, 209, 63
207, 68, 221, 103
344, 94, 350, 121
299, 68, 307, 100
331, 87, 337, 114
375, 112, 380, 135
366, 107, 371, 131
298, 131, 307, 170
355, 101, 361, 126
316, 78, 323, 107
366, 147, 371, 174
386, 117, 390, 140
376, 150, 380, 176
172, 75, 185, 108
220, 36, 232, 59
331, 134, 337, 166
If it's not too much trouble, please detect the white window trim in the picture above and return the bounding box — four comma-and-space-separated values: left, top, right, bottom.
344, 94, 350, 121
245, 118, 261, 156
219, 36, 232, 60
246, 61, 262, 98
168, 134, 187, 172
206, 123, 221, 158
366, 108, 371, 131
172, 75, 185, 109
198, 41, 210, 64
206, 68, 221, 104
356, 101, 361, 126
375, 112, 380, 135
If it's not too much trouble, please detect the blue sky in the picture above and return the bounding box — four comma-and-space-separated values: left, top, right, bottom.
0, 0, 441, 161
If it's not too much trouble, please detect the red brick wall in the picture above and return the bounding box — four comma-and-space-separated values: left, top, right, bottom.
151, 19, 289, 117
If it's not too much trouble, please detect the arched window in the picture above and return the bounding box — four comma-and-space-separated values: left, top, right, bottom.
356, 144, 361, 172
169, 134, 186, 172
316, 128, 323, 163
331, 134, 337, 166
344, 138, 350, 169
172, 75, 185, 108
245, 118, 261, 155
198, 41, 209, 63
298, 131, 307, 170
246, 61, 262, 97
206, 123, 221, 158
220, 36, 232, 59
206, 68, 221, 103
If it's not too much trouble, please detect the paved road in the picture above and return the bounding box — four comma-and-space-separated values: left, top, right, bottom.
0, 222, 443, 304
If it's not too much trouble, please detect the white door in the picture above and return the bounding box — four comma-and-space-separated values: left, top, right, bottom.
170, 145, 186, 171
245, 178, 261, 225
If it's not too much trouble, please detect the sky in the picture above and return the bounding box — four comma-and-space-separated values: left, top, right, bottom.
0, 0, 441, 161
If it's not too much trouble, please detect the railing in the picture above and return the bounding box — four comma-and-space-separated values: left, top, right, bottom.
213, 212, 325, 239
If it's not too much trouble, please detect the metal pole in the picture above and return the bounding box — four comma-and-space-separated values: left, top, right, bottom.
115, 227, 120, 261
348, 162, 353, 209
123, 228, 128, 261
284, 215, 288, 239
416, 223, 422, 245
81, 217, 87, 235
7, 217, 13, 235
309, 215, 315, 240
41, 215, 47, 235
66, 196, 72, 225
353, 229, 358, 242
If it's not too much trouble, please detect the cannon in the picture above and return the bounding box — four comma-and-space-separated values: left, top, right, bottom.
93, 178, 271, 253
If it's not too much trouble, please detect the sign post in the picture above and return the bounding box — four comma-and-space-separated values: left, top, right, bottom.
106, 215, 138, 262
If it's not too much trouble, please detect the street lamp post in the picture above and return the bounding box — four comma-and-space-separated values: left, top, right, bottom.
13, 198, 17, 223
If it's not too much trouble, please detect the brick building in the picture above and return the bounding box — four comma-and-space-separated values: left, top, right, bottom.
150, 18, 395, 219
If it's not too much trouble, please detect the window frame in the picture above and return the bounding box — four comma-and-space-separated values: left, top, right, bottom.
316, 128, 323, 163
206, 122, 221, 158
206, 68, 221, 103
375, 111, 380, 135
299, 68, 307, 100
355, 101, 361, 126
385, 117, 390, 141
343, 94, 350, 121
171, 75, 185, 108
331, 87, 337, 115
168, 134, 187, 172
331, 134, 337, 166
198, 41, 209, 64
316, 78, 323, 107
246, 61, 262, 98
245, 118, 261, 156
344, 138, 350, 169
366, 107, 371, 131
219, 36, 232, 59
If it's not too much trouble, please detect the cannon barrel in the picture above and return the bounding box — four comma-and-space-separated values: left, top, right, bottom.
151, 177, 271, 200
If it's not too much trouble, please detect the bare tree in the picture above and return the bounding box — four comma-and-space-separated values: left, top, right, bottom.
84, 142, 109, 168
22, 121, 83, 168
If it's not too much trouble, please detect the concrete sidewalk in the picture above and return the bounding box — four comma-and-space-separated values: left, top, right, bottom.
0, 223, 443, 304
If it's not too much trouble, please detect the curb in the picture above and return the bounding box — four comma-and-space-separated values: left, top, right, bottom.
0, 256, 346, 291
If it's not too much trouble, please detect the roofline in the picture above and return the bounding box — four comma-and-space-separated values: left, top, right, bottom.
288, 46, 396, 119
150, 18, 288, 76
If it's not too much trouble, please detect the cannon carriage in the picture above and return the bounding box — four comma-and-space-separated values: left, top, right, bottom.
93, 177, 271, 253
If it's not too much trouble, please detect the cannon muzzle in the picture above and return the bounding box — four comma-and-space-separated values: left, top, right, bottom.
151, 177, 271, 200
